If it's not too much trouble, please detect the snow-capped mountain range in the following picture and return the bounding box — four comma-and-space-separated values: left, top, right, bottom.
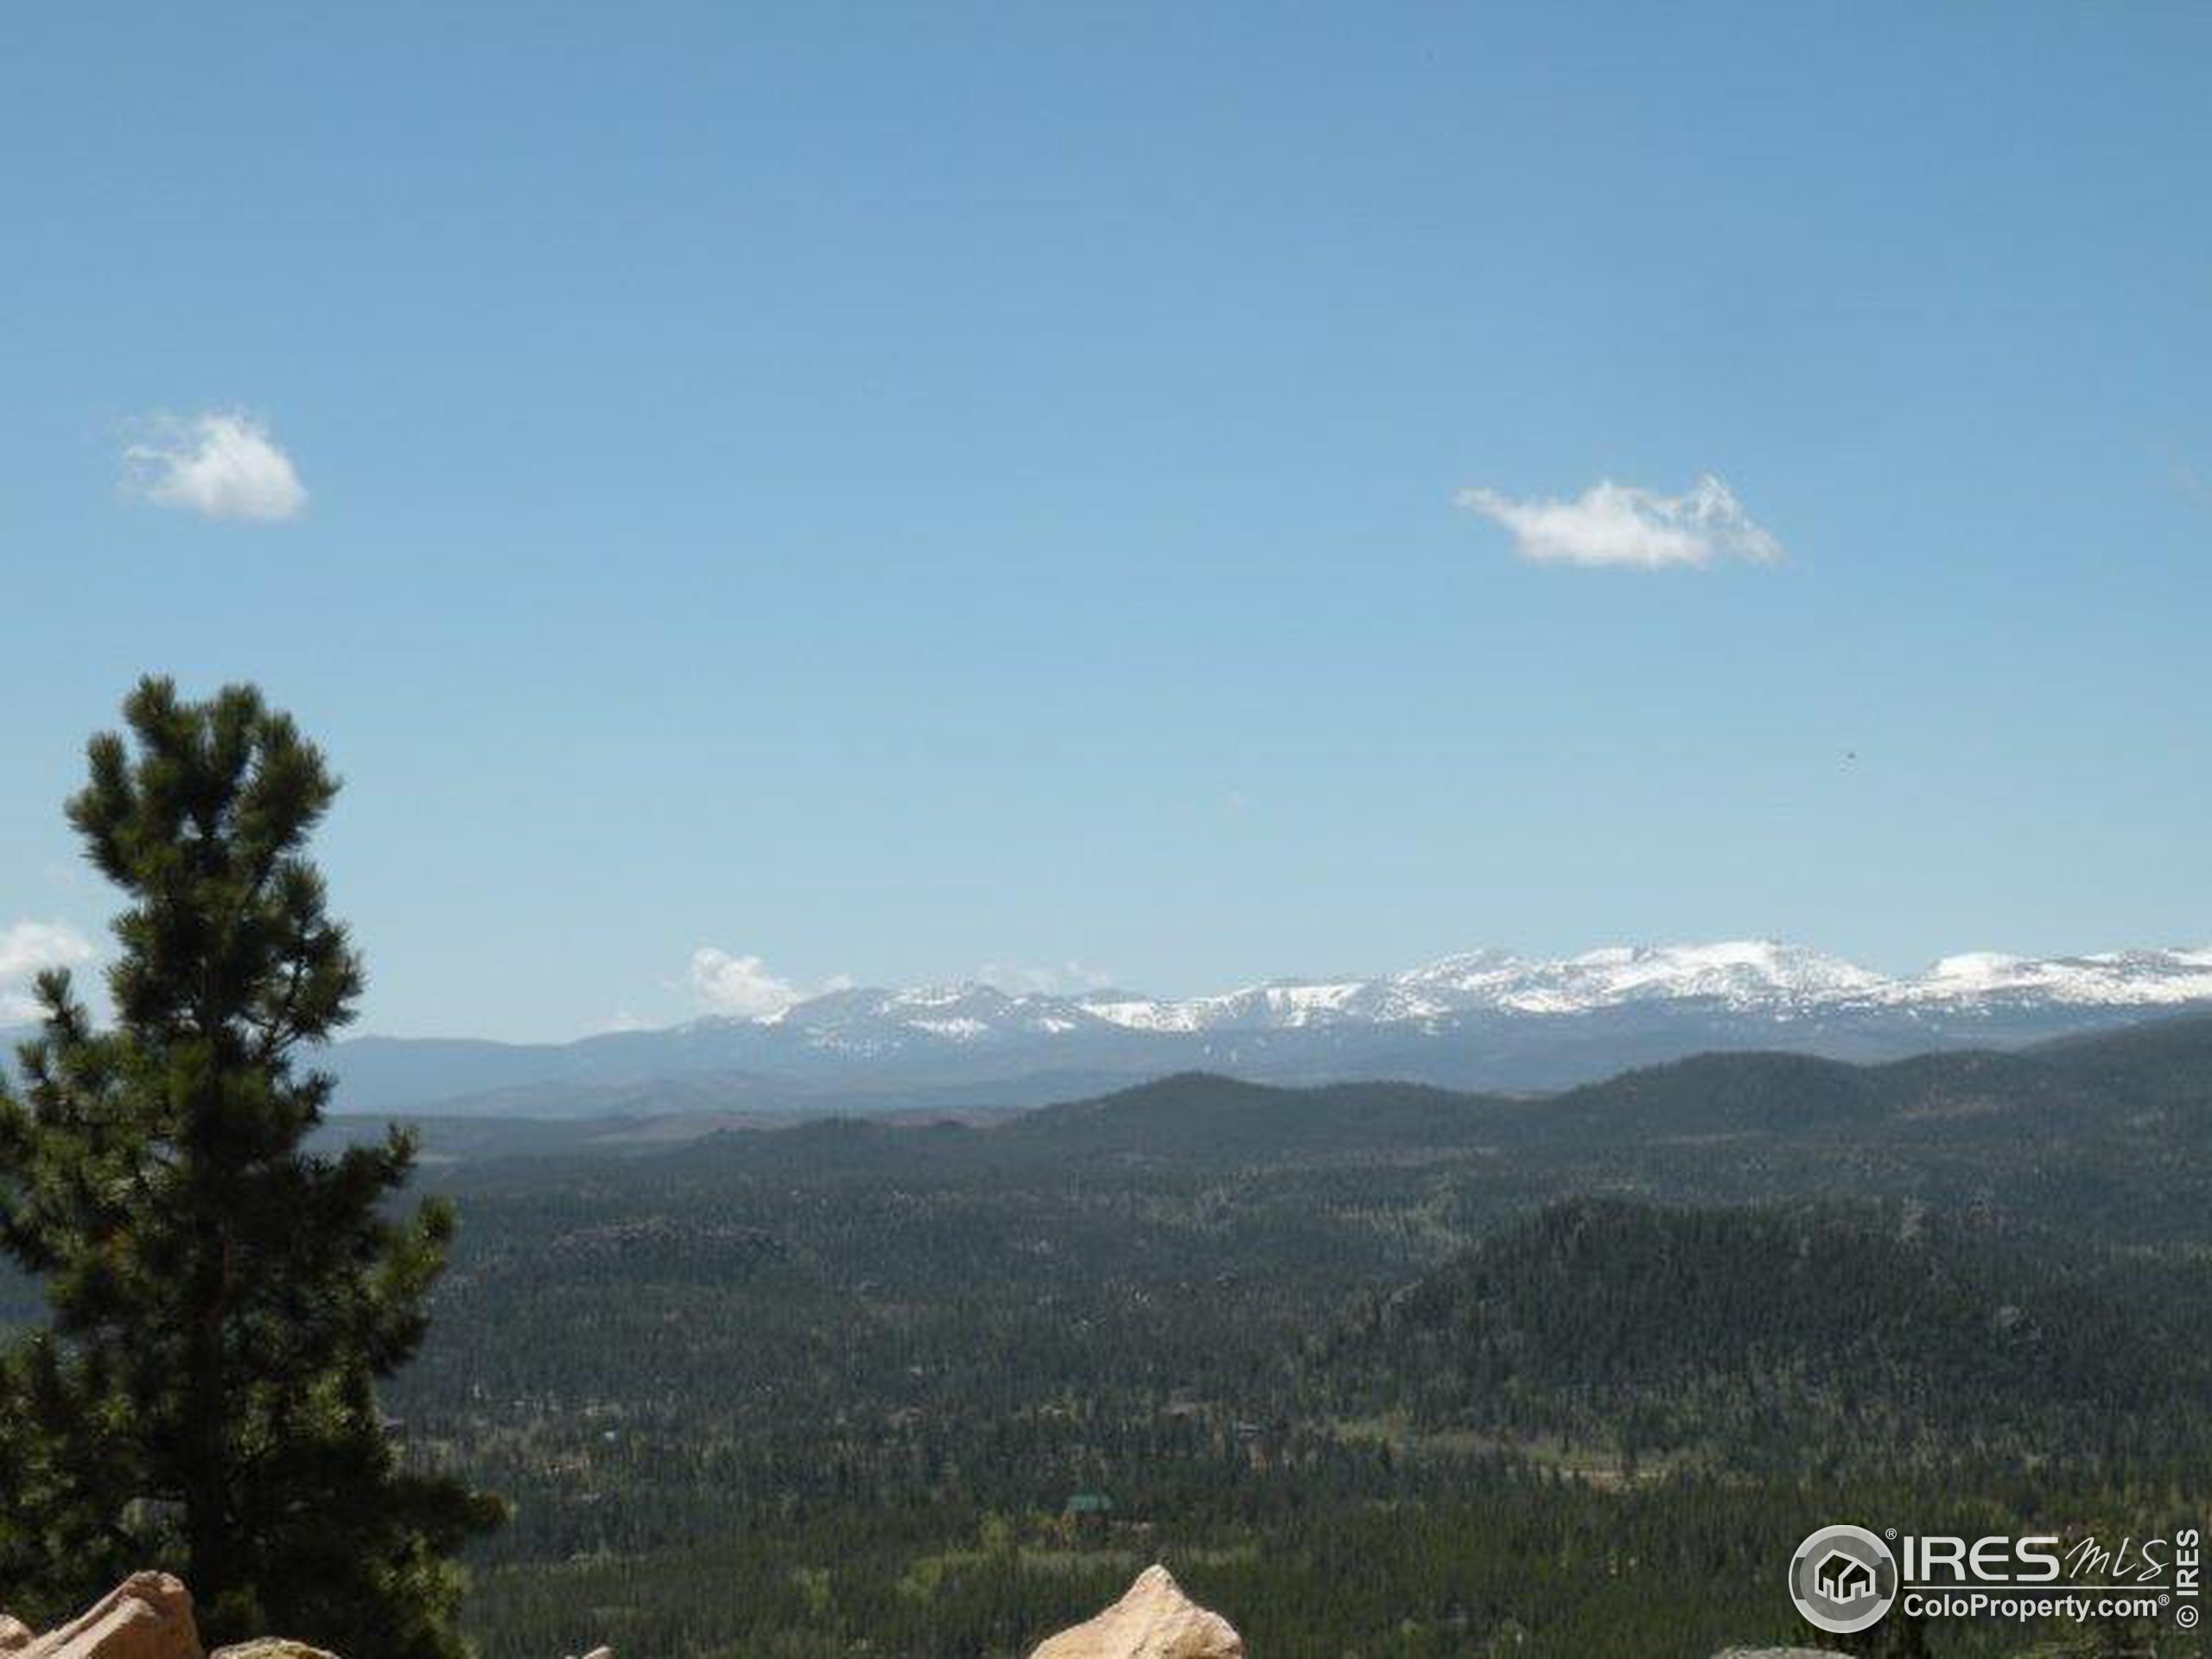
954, 940, 2212, 1036
315, 940, 2212, 1118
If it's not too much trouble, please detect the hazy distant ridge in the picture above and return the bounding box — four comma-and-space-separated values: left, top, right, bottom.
302, 939, 2212, 1116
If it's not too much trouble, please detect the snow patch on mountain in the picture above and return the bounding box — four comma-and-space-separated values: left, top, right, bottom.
1897, 947, 2212, 1007
736, 939, 2212, 1052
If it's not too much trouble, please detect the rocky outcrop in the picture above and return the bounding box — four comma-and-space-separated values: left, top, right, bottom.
1028, 1566, 1243, 1659
0, 1585, 612, 1659
2, 1574, 202, 1659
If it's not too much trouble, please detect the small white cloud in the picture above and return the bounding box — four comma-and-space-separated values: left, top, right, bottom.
0, 919, 95, 1024
1458, 474, 1782, 569
689, 947, 807, 1020
124, 411, 308, 522
977, 959, 1118, 996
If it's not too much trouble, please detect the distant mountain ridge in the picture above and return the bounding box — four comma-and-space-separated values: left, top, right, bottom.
1028, 938, 2212, 1027
306, 938, 2212, 1116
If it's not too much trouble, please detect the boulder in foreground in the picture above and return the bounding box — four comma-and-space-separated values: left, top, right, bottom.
0, 1580, 615, 1659
1, 1573, 201, 1659
1028, 1565, 1243, 1659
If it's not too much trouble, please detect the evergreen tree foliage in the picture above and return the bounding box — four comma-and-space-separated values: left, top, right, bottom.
0, 677, 502, 1656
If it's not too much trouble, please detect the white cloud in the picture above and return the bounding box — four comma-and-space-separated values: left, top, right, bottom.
1457, 474, 1782, 569
0, 919, 95, 1024
688, 947, 806, 1020
124, 411, 308, 522
978, 959, 1118, 996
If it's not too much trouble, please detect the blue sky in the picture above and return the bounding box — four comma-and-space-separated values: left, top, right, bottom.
3, 3, 2207, 1039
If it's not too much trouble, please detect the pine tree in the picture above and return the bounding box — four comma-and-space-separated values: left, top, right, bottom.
0, 677, 503, 1656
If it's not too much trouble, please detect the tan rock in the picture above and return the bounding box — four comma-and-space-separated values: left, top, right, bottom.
209, 1645, 340, 1659
1028, 1566, 1243, 1659
20, 1574, 201, 1659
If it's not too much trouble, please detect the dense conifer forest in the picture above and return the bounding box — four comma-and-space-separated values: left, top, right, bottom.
152, 1014, 2204, 1656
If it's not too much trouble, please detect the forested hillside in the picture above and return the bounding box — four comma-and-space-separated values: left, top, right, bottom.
1332, 1198, 2212, 1470
296, 1014, 2212, 1654
10, 1018, 2209, 1650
